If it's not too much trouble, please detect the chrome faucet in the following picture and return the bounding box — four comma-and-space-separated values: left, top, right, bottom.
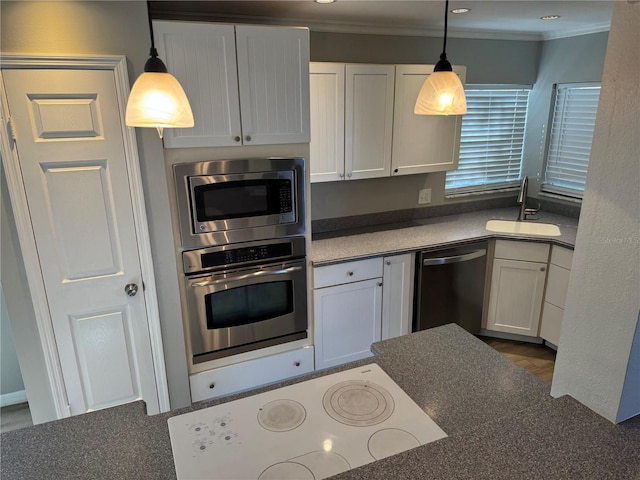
517, 176, 539, 221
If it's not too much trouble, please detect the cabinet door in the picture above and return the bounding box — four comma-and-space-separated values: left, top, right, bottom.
153, 21, 242, 148
486, 259, 547, 336
391, 65, 465, 175
381, 253, 414, 340
314, 278, 382, 370
345, 64, 395, 180
539, 302, 563, 346
310, 63, 345, 183
235, 25, 310, 145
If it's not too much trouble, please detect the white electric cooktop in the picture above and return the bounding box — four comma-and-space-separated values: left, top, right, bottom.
168, 363, 447, 479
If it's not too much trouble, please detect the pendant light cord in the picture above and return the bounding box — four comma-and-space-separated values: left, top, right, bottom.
147, 1, 157, 56
442, 0, 449, 58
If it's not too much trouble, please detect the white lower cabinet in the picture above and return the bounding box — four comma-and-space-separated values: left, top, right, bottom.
189, 346, 314, 403
486, 240, 550, 337
539, 246, 574, 346
313, 254, 413, 370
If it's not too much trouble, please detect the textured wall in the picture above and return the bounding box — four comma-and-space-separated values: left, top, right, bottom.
550, 1, 640, 423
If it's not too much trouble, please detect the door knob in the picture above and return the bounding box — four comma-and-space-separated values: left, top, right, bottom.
124, 283, 138, 297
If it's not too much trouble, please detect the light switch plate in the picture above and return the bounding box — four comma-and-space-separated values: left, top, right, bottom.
418, 188, 432, 204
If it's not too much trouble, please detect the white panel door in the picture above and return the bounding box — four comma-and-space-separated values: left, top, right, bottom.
381, 253, 414, 340
235, 25, 310, 145
309, 62, 345, 183
2, 68, 159, 415
154, 21, 242, 148
486, 259, 548, 337
314, 278, 382, 370
391, 65, 465, 175
345, 64, 395, 180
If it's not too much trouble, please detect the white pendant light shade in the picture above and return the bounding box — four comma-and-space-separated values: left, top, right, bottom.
414, 71, 467, 115
126, 71, 194, 138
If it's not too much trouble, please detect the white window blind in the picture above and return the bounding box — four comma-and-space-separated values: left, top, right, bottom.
446, 87, 530, 194
542, 83, 601, 199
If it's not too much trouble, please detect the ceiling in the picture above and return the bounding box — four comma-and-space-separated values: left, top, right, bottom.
150, 1, 613, 41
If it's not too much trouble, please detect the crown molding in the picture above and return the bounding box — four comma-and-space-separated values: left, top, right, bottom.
542, 23, 610, 40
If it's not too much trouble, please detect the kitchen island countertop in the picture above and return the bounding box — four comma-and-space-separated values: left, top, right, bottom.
311, 207, 578, 265
2, 324, 639, 479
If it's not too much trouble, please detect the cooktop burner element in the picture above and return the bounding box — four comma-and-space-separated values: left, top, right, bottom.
323, 380, 394, 427
168, 364, 447, 479
258, 399, 306, 432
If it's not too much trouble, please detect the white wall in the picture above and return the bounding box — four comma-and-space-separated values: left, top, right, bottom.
551, 1, 640, 423
0, 285, 25, 398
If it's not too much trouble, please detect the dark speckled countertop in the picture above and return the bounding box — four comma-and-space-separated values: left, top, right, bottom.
2, 325, 639, 479
311, 207, 578, 265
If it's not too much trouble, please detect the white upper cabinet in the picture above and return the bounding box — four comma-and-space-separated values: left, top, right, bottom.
345, 64, 395, 180
391, 65, 465, 176
235, 25, 310, 145
309, 63, 394, 183
154, 21, 310, 148
309, 63, 345, 182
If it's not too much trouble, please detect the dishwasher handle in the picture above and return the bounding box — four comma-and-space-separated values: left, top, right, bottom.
422, 249, 486, 266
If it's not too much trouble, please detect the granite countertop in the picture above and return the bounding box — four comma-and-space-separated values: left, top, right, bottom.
3, 325, 639, 479
311, 207, 578, 265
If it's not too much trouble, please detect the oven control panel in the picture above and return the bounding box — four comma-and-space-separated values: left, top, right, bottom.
183, 237, 306, 274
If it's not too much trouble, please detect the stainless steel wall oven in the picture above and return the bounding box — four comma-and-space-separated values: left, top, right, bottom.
174, 158, 306, 249
182, 237, 308, 363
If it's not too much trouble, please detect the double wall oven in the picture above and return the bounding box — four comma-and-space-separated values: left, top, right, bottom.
174, 158, 308, 363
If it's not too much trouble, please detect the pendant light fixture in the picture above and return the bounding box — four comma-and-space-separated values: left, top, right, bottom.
125, 2, 194, 138
414, 0, 467, 115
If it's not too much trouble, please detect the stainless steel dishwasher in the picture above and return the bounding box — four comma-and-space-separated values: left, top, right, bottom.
414, 241, 487, 334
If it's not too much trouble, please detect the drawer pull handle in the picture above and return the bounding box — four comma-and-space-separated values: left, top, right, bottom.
209, 383, 215, 389
293, 361, 301, 367
347, 271, 354, 276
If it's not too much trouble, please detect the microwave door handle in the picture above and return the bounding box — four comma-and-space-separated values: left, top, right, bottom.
191, 266, 302, 288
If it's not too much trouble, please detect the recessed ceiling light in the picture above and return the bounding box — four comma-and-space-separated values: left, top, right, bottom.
541, 15, 561, 20
451, 8, 470, 14
315, 0, 336, 4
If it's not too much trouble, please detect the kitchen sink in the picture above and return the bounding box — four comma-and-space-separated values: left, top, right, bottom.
485, 220, 561, 236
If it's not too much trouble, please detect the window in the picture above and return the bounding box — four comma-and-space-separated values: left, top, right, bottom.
542, 83, 601, 199
446, 87, 530, 195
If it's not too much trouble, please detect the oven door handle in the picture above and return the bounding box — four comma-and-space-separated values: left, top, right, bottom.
191, 266, 302, 288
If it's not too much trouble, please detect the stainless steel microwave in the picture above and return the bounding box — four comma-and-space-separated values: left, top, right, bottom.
174, 158, 306, 249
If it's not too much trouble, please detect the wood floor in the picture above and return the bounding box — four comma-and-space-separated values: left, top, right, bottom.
480, 337, 557, 384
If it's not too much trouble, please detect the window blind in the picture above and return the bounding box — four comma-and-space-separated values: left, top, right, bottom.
542, 83, 601, 198
446, 87, 530, 194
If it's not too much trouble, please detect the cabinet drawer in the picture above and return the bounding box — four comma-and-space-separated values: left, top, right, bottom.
545, 264, 571, 309
539, 301, 564, 346
494, 240, 550, 263
550, 245, 574, 269
190, 346, 314, 403
314, 257, 383, 288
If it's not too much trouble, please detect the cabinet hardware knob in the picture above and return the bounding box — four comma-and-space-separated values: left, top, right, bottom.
347, 172, 352, 178
124, 283, 138, 297
394, 168, 399, 174
347, 271, 354, 276
377, 282, 383, 287
209, 383, 215, 389
339, 173, 345, 178
245, 135, 252, 142
386, 261, 391, 265
541, 267, 546, 272
234, 136, 241, 142
293, 361, 301, 367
